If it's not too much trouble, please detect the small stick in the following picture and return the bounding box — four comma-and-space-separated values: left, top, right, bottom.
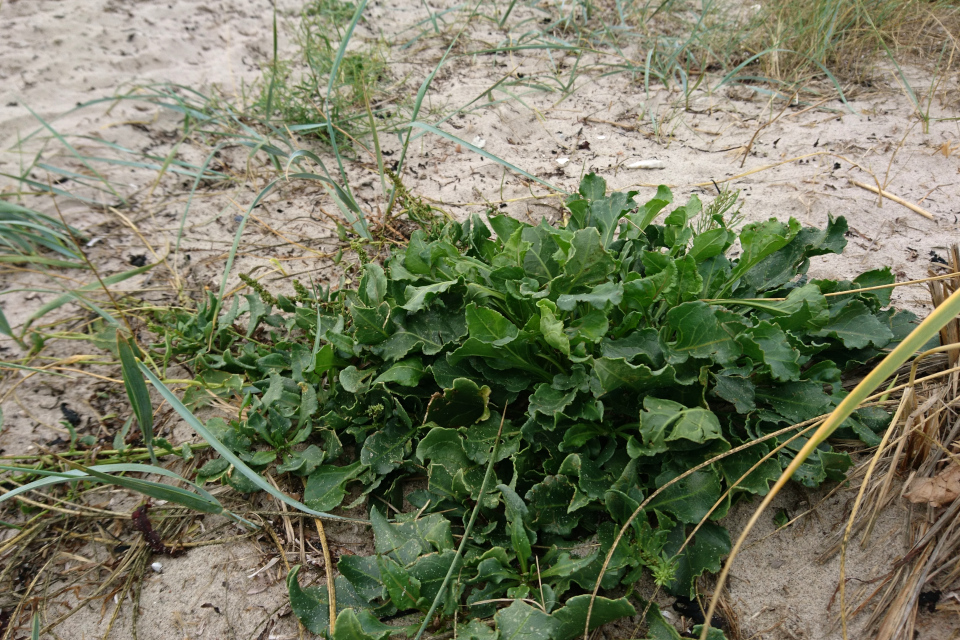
314, 518, 336, 635
850, 180, 935, 221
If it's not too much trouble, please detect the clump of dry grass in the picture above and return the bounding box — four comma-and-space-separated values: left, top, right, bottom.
748, 0, 960, 85
824, 246, 960, 639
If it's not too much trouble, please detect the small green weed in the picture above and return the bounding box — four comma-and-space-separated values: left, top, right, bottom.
258, 0, 390, 147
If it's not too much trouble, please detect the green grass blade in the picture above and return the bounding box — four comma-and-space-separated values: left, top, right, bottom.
0, 361, 72, 377
716, 47, 853, 113
324, 0, 370, 209
410, 121, 564, 193
118, 335, 157, 465
0, 200, 85, 262
173, 140, 232, 258
499, 0, 519, 27
0, 463, 224, 515
18, 102, 124, 205
138, 361, 366, 523
62, 290, 119, 326
210, 179, 280, 338
0, 306, 12, 339
265, 3, 279, 121
21, 261, 156, 337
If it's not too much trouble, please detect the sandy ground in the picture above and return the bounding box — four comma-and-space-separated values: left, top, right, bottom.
1, 0, 959, 638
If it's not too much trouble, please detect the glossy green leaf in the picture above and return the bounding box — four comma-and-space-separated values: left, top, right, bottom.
813, 299, 894, 349
117, 334, 156, 464
373, 357, 425, 386
426, 378, 491, 428
662, 302, 741, 365
466, 303, 519, 345
495, 600, 560, 640
551, 595, 636, 640
332, 608, 390, 640
648, 467, 723, 524
304, 462, 363, 511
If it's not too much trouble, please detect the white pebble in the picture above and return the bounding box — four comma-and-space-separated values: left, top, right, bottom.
596, 135, 606, 140
556, 157, 570, 166
151, 562, 163, 573
626, 159, 665, 170
472, 135, 486, 149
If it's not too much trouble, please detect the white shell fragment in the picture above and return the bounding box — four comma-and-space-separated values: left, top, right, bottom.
472, 135, 486, 149
151, 562, 163, 573
556, 157, 570, 166
626, 159, 665, 170
596, 135, 606, 140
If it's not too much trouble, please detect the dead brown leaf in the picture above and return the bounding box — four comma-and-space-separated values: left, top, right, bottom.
904, 463, 960, 508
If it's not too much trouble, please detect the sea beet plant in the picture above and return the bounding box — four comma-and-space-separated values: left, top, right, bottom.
176, 173, 917, 638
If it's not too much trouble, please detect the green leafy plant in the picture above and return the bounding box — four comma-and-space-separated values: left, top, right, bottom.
160, 172, 921, 637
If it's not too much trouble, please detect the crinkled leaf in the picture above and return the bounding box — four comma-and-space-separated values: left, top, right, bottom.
377, 555, 422, 610
662, 255, 703, 306
376, 307, 467, 361
495, 600, 560, 640
304, 462, 363, 512
426, 378, 491, 428
538, 299, 570, 356
737, 321, 800, 382
526, 475, 581, 535
755, 380, 832, 423
359, 263, 388, 306
338, 555, 384, 602
718, 443, 781, 495
592, 358, 678, 395
854, 267, 895, 307
552, 228, 617, 294
528, 384, 578, 419
724, 217, 801, 293
288, 566, 374, 637
813, 299, 894, 349
662, 302, 741, 365
551, 595, 636, 640
624, 184, 673, 236
340, 366, 373, 394
662, 521, 731, 598
332, 608, 390, 640
648, 467, 723, 524
360, 424, 414, 475
622, 263, 677, 310
522, 222, 563, 283
351, 302, 393, 345
287, 564, 330, 635
466, 303, 520, 345
277, 444, 325, 476
373, 358, 425, 386
402, 280, 459, 313
688, 228, 734, 263
712, 371, 756, 413
556, 282, 623, 311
